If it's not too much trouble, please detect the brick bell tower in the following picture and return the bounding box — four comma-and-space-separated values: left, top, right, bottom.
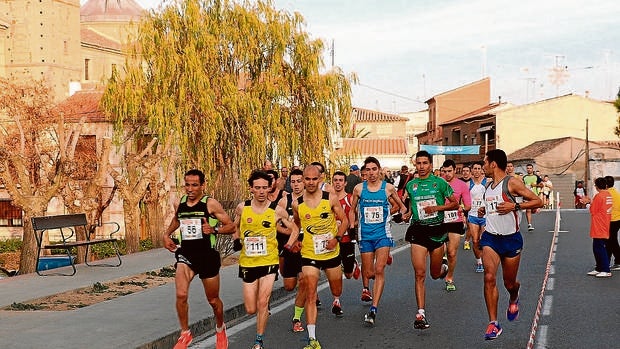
0, 0, 82, 101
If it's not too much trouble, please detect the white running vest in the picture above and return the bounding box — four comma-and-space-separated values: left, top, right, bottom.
483, 177, 520, 235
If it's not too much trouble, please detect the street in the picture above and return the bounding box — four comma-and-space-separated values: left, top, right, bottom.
192, 210, 620, 349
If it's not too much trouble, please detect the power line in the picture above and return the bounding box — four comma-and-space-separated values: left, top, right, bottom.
357, 83, 426, 104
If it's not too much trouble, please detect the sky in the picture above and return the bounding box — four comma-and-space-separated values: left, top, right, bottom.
94, 0, 620, 113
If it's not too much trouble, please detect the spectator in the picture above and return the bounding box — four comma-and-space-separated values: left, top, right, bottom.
345, 165, 362, 194
395, 165, 413, 199
574, 181, 587, 209
582, 177, 613, 277
605, 176, 620, 270
541, 175, 553, 208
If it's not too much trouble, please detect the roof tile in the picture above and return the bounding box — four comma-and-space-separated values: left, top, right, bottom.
353, 107, 409, 123
337, 138, 408, 155
55, 90, 108, 123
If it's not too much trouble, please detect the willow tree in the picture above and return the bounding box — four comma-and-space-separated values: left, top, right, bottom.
102, 0, 354, 196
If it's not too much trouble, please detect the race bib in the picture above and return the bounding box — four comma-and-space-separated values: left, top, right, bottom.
443, 210, 459, 223
470, 199, 484, 212
417, 199, 438, 220
485, 196, 500, 215
180, 218, 202, 240
363, 206, 384, 224
312, 233, 333, 255
244, 236, 267, 257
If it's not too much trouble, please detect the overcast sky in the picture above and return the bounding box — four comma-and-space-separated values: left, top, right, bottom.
90, 0, 620, 113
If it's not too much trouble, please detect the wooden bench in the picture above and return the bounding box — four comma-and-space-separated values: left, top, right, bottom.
31, 213, 122, 276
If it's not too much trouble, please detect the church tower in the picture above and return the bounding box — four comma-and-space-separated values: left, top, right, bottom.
0, 0, 82, 100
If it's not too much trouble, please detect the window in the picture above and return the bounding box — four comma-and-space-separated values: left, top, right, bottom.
451, 129, 461, 145
0, 200, 23, 227
84, 58, 90, 80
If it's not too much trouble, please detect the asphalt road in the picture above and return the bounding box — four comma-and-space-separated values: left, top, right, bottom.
191, 210, 620, 349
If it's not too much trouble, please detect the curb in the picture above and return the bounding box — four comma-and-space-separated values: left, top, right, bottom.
136, 285, 294, 349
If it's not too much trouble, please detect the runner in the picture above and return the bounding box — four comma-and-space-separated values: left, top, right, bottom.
292, 165, 348, 349
332, 170, 361, 281
478, 149, 542, 340
402, 151, 458, 330
349, 156, 407, 325
276, 168, 308, 332
162, 169, 236, 349
460, 165, 473, 250
522, 164, 542, 231
467, 162, 487, 273
441, 159, 471, 291
311, 161, 334, 193
234, 171, 300, 349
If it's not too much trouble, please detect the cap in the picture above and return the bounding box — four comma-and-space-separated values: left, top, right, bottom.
350, 165, 360, 171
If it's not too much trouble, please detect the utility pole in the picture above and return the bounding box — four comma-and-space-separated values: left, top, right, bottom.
330, 39, 334, 68
584, 118, 589, 195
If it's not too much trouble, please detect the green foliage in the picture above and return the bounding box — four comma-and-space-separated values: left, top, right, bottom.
119, 280, 148, 287
88, 239, 153, 258
0, 238, 23, 253
7, 302, 44, 311
102, 0, 354, 193
90, 282, 109, 293
146, 266, 176, 278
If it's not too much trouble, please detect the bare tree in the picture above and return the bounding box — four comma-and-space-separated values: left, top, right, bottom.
0, 78, 82, 274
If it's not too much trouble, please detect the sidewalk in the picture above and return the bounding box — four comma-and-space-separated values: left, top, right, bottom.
0, 225, 407, 349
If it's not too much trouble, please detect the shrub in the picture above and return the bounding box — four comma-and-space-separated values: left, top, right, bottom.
0, 238, 23, 253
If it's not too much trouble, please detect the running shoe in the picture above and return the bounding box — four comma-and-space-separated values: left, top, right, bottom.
331, 300, 344, 317
611, 264, 620, 271
251, 342, 264, 349
445, 280, 456, 292
528, 224, 534, 231
463, 240, 471, 250
595, 271, 612, 278
387, 253, 393, 265
506, 299, 519, 321
475, 263, 484, 273
361, 288, 373, 302
316, 298, 322, 307
439, 261, 449, 279
292, 319, 304, 332
587, 270, 599, 276
216, 324, 228, 349
364, 309, 376, 326
304, 338, 322, 349
414, 313, 430, 329
484, 322, 502, 340
173, 330, 192, 349
353, 261, 361, 280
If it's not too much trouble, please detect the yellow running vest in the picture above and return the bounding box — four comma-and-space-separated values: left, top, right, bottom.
298, 191, 340, 261
239, 200, 279, 267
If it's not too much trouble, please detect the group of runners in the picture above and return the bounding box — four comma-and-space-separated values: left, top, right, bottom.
162, 148, 543, 349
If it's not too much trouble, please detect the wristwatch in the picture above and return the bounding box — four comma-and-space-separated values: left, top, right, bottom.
514, 203, 521, 211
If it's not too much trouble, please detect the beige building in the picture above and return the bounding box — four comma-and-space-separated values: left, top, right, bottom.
0, 0, 144, 239
400, 109, 428, 155
334, 107, 409, 170
507, 137, 620, 208
496, 94, 617, 155
0, 0, 143, 100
